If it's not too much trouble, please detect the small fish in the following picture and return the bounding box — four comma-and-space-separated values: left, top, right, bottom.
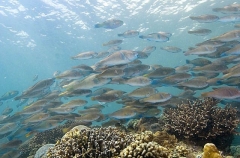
222, 44, 240, 56
178, 89, 196, 98
97, 67, 125, 78
124, 76, 152, 86
24, 112, 49, 124
55, 69, 84, 80
118, 30, 139, 38
71, 51, 97, 60
186, 58, 212, 66
93, 50, 138, 69
75, 113, 101, 122
48, 107, 76, 114
175, 64, 193, 72
2, 107, 13, 115
103, 39, 123, 47
0, 122, 18, 135
193, 63, 228, 73
144, 67, 175, 78
108, 46, 121, 53
60, 99, 87, 108
218, 15, 240, 22
177, 77, 208, 89
201, 87, 240, 99
139, 32, 169, 42
94, 19, 123, 29
189, 14, 219, 23
72, 64, 94, 72
142, 46, 156, 55
188, 28, 212, 36
86, 87, 113, 97
213, 5, 240, 14
222, 67, 240, 79
91, 94, 120, 103
109, 107, 137, 119
195, 40, 225, 47
161, 46, 182, 53
184, 45, 216, 55
128, 87, 158, 98
211, 30, 240, 42
59, 89, 92, 97
123, 64, 151, 77
140, 92, 172, 103
162, 72, 191, 84
0, 90, 19, 101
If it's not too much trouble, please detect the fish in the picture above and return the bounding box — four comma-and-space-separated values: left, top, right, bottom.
103, 39, 123, 47
0, 122, 18, 135
161, 72, 191, 85
222, 44, 240, 56
175, 64, 193, 72
161, 46, 182, 53
189, 14, 219, 23
96, 67, 125, 78
144, 67, 175, 78
109, 107, 137, 119
184, 45, 216, 55
142, 46, 156, 55
188, 28, 212, 36
140, 92, 172, 103
222, 67, 240, 79
213, 4, 240, 14
201, 87, 240, 99
86, 87, 113, 97
211, 30, 240, 42
48, 107, 76, 114
108, 46, 121, 53
72, 64, 94, 72
218, 77, 240, 86
123, 64, 151, 77
71, 51, 97, 60
139, 32, 169, 42
0, 91, 19, 101
218, 15, 240, 22
60, 99, 87, 108
55, 69, 85, 80
186, 58, 212, 66
75, 113, 101, 122
93, 50, 138, 69
177, 77, 208, 89
63, 74, 111, 91
24, 112, 49, 124
128, 87, 158, 98
94, 19, 123, 29
91, 94, 120, 103
118, 30, 139, 38
235, 24, 240, 28
193, 63, 228, 73
2, 107, 13, 115
59, 89, 92, 97
124, 76, 152, 86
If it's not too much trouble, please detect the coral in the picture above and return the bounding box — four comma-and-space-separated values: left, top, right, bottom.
163, 98, 239, 148
19, 120, 90, 158
169, 144, 189, 158
47, 126, 135, 158
152, 131, 177, 149
202, 143, 223, 158
118, 141, 169, 158
230, 145, 240, 158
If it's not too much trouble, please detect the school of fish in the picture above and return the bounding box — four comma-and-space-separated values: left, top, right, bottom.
0, 3, 240, 156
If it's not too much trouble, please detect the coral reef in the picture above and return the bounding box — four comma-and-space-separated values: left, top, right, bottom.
163, 98, 239, 148
230, 145, 240, 158
202, 143, 223, 158
152, 131, 177, 149
118, 141, 169, 158
19, 121, 90, 158
47, 126, 135, 158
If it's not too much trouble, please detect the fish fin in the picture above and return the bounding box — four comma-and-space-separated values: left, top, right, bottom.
94, 23, 103, 28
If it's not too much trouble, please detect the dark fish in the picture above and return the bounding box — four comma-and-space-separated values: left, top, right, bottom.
186, 58, 212, 66
94, 19, 123, 29
161, 46, 182, 53
103, 39, 123, 47
188, 28, 212, 36
189, 14, 219, 23
139, 32, 170, 42
201, 87, 240, 99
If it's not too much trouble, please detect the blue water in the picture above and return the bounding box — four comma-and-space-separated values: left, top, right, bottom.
0, 0, 240, 156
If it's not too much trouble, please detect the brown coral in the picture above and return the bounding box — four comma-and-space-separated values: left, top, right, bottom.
202, 143, 223, 158
118, 141, 169, 158
163, 98, 239, 145
47, 126, 135, 158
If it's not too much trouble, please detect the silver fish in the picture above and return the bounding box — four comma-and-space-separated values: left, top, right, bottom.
71, 51, 97, 60
103, 39, 123, 47
188, 28, 212, 36
118, 30, 139, 38
189, 14, 219, 23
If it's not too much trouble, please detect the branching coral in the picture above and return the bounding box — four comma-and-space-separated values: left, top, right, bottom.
163, 98, 239, 148
47, 126, 135, 158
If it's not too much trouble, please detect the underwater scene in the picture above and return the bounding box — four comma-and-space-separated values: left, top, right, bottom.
1, 0, 240, 157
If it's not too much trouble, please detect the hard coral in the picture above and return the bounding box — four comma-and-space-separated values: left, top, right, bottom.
163, 98, 239, 144
47, 126, 135, 158
119, 141, 169, 158
202, 143, 223, 158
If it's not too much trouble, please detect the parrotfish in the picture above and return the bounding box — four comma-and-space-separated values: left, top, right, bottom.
189, 14, 219, 23
201, 87, 240, 99
118, 30, 139, 38
188, 28, 212, 36
94, 19, 123, 29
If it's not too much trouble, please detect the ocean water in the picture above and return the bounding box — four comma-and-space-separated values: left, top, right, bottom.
0, 0, 240, 157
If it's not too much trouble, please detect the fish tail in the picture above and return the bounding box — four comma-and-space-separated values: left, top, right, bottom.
94, 23, 103, 28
